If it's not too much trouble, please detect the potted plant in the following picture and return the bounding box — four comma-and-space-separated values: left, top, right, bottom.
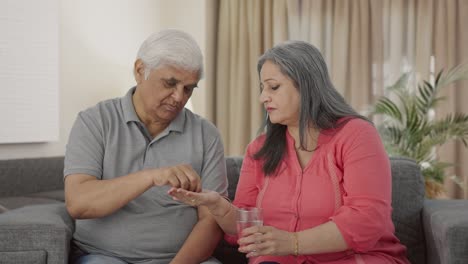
371, 64, 468, 198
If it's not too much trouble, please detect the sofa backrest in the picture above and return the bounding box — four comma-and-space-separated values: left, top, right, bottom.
390, 157, 426, 264
0, 156, 64, 197
225, 157, 244, 201
224, 156, 426, 264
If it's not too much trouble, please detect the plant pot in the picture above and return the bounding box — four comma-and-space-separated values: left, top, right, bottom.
425, 179, 448, 199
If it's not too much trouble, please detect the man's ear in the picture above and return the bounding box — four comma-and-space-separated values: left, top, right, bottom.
134, 59, 145, 84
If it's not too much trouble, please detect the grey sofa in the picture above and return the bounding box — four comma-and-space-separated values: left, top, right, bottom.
0, 157, 467, 264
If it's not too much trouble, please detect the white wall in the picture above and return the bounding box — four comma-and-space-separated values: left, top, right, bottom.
0, 0, 207, 159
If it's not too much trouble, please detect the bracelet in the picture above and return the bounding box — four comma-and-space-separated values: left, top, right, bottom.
293, 232, 299, 256
210, 195, 232, 217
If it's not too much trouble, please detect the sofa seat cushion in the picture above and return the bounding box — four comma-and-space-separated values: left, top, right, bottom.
0, 204, 74, 264
423, 200, 468, 264
0, 250, 46, 264
28, 190, 64, 202
0, 196, 62, 211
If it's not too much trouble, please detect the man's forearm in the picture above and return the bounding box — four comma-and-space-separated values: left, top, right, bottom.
171, 209, 222, 264
65, 171, 154, 219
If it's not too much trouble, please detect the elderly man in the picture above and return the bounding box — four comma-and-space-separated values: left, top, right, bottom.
64, 29, 227, 264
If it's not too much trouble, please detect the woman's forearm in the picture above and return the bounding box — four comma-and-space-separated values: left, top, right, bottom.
296, 221, 348, 255
205, 196, 238, 235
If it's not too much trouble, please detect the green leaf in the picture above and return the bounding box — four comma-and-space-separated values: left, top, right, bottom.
374, 97, 403, 122
370, 63, 468, 184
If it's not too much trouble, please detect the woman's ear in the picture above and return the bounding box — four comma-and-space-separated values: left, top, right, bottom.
134, 59, 145, 84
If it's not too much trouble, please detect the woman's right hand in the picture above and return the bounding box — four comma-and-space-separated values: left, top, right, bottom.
167, 188, 222, 210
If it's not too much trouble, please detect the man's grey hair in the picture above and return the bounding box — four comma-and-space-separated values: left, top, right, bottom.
136, 29, 204, 80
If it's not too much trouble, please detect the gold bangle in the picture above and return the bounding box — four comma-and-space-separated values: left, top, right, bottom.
293, 232, 299, 256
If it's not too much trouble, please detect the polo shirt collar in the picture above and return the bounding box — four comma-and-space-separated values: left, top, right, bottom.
122, 87, 140, 123
166, 108, 185, 133
121, 86, 186, 133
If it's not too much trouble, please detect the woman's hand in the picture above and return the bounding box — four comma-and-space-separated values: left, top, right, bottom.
238, 225, 295, 258
167, 188, 221, 209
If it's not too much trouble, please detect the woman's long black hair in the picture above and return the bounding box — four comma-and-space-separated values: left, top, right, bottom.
254, 41, 370, 176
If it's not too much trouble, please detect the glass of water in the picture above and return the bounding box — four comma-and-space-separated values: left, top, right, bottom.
236, 207, 263, 235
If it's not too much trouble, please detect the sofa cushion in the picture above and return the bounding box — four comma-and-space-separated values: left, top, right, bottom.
423, 199, 468, 264
390, 157, 426, 264
226, 157, 243, 201
0, 250, 46, 264
0, 196, 62, 211
0, 156, 64, 198
0, 204, 74, 264
0, 204, 7, 214
28, 190, 65, 202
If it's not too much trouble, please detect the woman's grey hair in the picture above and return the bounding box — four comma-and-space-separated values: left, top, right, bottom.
254, 41, 367, 175
257, 40, 361, 147
136, 29, 204, 80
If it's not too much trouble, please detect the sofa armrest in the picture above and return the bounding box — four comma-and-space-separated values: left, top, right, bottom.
423, 199, 468, 264
0, 203, 74, 264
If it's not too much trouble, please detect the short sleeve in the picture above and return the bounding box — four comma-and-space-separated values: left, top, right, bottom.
64, 110, 104, 179
199, 121, 228, 196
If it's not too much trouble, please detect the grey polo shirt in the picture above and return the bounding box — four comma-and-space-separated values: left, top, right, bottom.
64, 87, 228, 263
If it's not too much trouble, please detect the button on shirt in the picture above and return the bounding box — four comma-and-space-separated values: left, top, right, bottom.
64, 87, 228, 263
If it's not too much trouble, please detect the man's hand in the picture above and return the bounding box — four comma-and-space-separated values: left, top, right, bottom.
150, 165, 201, 192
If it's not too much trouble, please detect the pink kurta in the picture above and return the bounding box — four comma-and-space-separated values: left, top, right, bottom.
230, 118, 410, 264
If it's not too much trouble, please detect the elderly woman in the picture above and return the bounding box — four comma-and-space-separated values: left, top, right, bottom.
170, 41, 409, 264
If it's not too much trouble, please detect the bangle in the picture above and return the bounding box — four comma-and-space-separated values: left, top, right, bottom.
293, 232, 299, 256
